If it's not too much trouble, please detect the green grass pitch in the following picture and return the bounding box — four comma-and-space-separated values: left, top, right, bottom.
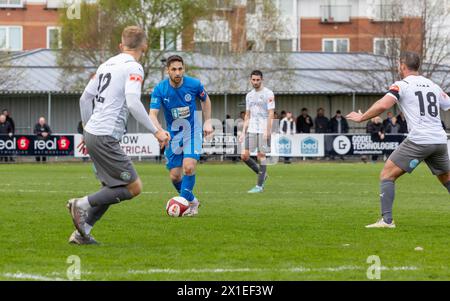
1, 161, 449, 281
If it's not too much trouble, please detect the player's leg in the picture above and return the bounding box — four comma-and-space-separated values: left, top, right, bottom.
424, 144, 450, 193
241, 133, 259, 174
68, 133, 140, 240
180, 157, 201, 216
170, 167, 183, 193
367, 139, 429, 228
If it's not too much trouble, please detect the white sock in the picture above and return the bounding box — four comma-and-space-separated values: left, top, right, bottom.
85, 224, 93, 235
77, 196, 91, 210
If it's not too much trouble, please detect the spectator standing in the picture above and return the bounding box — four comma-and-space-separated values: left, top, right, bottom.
383, 111, 394, 130
367, 117, 385, 163
396, 111, 408, 134
2, 109, 15, 134
0, 114, 13, 162
385, 117, 401, 134
280, 112, 296, 164
329, 110, 349, 134
296, 108, 314, 133
2, 109, 16, 162
315, 108, 330, 133
34, 117, 52, 163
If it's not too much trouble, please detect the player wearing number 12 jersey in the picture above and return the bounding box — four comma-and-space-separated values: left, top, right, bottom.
66, 26, 170, 244
347, 52, 450, 228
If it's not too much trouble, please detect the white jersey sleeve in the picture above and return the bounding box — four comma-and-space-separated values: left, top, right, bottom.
267, 90, 275, 110
125, 63, 144, 96
245, 93, 251, 112
439, 88, 450, 111
84, 72, 100, 96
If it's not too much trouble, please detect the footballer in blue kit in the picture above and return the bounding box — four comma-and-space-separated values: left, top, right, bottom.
149, 55, 212, 216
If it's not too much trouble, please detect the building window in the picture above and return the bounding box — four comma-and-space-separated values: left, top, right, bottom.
0, 26, 22, 51
247, 0, 256, 14
279, 39, 293, 52
0, 0, 23, 8
164, 30, 177, 51
247, 40, 256, 51
194, 42, 230, 55
373, 38, 401, 56
278, 0, 293, 16
373, 0, 402, 22
322, 38, 349, 52
47, 27, 62, 49
265, 40, 277, 52
321, 4, 351, 23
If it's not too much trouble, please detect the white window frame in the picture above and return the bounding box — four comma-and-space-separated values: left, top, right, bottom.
0, 0, 24, 8
322, 38, 350, 53
0, 26, 23, 51
47, 26, 62, 49
373, 37, 401, 56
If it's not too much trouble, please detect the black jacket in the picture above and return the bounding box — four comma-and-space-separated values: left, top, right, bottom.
396, 114, 408, 133
367, 121, 384, 141
296, 115, 313, 133
5, 116, 15, 133
329, 116, 349, 134
34, 123, 52, 138
315, 116, 330, 133
0, 121, 13, 135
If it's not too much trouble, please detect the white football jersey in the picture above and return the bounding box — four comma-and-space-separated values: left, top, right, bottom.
84, 53, 144, 140
246, 87, 275, 134
387, 75, 450, 145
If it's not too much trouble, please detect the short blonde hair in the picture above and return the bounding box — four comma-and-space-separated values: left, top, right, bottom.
122, 26, 146, 50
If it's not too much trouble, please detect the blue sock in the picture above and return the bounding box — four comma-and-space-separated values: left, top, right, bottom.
180, 174, 196, 202
172, 180, 182, 193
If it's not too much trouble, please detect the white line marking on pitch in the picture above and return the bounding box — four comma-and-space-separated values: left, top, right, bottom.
127, 265, 418, 275
1, 272, 65, 281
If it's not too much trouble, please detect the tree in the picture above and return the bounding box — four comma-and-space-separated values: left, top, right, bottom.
0, 51, 24, 91
58, 0, 214, 90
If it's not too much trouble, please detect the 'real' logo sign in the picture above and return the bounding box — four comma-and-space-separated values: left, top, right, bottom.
35, 137, 71, 151
301, 137, 319, 155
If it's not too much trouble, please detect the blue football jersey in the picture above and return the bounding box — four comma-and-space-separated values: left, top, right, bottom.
150, 76, 208, 135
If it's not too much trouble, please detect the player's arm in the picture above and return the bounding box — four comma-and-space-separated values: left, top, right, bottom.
266, 109, 275, 139
439, 89, 450, 111
79, 73, 99, 126
125, 66, 169, 145
346, 95, 396, 123
149, 109, 164, 132
265, 93, 276, 138
201, 94, 213, 137
240, 110, 251, 143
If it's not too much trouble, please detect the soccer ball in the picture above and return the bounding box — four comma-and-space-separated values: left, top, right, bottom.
166, 196, 190, 217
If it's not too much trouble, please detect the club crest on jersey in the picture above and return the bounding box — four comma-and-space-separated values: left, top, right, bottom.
185, 94, 192, 102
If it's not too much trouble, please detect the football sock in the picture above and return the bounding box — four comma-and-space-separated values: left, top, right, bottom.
85, 205, 110, 228
87, 186, 133, 207
172, 180, 182, 193
244, 158, 260, 174
257, 160, 267, 187
445, 181, 450, 193
380, 180, 395, 224
84, 224, 93, 235
180, 174, 196, 202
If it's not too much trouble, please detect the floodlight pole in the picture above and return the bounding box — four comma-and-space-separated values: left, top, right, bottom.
48, 92, 52, 126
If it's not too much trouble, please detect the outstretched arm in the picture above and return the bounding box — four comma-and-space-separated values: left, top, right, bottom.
346, 95, 397, 123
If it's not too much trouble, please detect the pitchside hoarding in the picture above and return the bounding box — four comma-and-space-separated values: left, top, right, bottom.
0, 135, 74, 156
74, 134, 160, 158
326, 134, 407, 156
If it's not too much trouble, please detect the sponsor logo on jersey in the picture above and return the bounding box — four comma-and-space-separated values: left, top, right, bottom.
129, 74, 143, 83
301, 137, 319, 155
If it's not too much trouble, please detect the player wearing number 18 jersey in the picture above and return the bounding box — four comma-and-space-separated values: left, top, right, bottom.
347, 52, 450, 228
66, 26, 170, 244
